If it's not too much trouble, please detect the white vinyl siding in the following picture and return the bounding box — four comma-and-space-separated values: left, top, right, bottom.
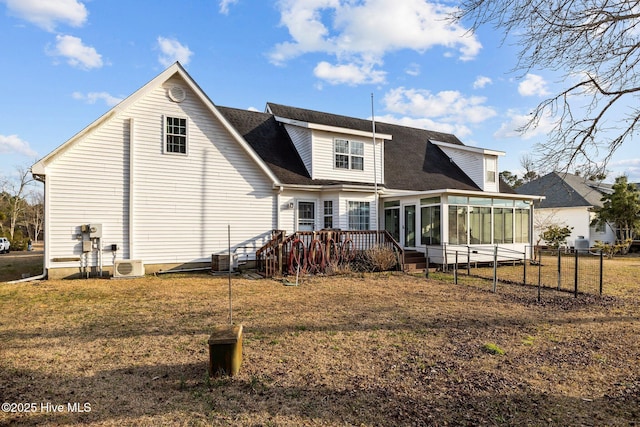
284, 124, 313, 176
311, 130, 383, 183
437, 146, 499, 192
44, 75, 276, 270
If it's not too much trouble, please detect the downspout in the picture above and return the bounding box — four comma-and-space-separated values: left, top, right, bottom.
32, 172, 48, 280
7, 273, 47, 284
276, 185, 283, 231
128, 118, 135, 260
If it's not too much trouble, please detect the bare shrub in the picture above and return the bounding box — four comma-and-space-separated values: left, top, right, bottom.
325, 260, 353, 276
352, 245, 398, 272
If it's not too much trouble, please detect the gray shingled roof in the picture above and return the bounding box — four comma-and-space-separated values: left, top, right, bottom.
515, 172, 610, 208
217, 102, 512, 193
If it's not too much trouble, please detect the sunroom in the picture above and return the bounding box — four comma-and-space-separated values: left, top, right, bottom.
381, 191, 538, 265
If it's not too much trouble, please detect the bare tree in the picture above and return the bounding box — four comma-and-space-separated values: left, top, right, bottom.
519, 154, 539, 183
455, 0, 640, 175
22, 191, 44, 243
0, 166, 35, 240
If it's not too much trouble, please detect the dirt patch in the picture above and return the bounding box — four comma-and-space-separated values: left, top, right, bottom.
0, 264, 639, 426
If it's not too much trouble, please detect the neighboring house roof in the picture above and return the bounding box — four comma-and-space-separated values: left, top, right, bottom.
516, 172, 610, 208
261, 102, 483, 192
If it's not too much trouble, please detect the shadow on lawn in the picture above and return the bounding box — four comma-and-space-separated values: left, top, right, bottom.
2, 360, 638, 426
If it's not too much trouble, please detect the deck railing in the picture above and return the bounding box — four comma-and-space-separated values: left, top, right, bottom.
256, 229, 404, 277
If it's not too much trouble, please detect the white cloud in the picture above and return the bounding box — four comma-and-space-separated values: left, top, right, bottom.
383, 87, 497, 125
608, 158, 640, 182
2, 0, 88, 31
0, 134, 37, 157
157, 36, 193, 67
473, 76, 492, 89
51, 34, 103, 69
494, 109, 556, 140
72, 91, 122, 107
269, 0, 481, 85
518, 73, 550, 97
376, 114, 472, 138
405, 63, 420, 77
314, 61, 386, 85
219, 0, 239, 14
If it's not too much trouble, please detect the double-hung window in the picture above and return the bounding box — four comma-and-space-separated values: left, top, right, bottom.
165, 116, 187, 154
485, 156, 497, 183
323, 201, 334, 229
335, 139, 364, 170
348, 201, 370, 230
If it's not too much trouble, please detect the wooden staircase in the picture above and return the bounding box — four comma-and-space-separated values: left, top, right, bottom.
404, 250, 427, 272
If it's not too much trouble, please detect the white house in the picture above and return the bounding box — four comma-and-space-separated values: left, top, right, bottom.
32, 63, 540, 279
516, 172, 617, 248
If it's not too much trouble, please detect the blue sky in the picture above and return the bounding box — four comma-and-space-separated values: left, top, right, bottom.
1, 0, 639, 184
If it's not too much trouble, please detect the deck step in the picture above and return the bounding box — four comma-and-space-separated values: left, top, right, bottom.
404, 250, 427, 272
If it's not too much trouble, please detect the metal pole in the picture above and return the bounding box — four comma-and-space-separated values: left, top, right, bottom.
574, 249, 578, 298
467, 246, 471, 275
537, 247, 541, 303
425, 246, 429, 279
454, 251, 458, 285
599, 249, 603, 296
228, 224, 232, 325
523, 249, 527, 286
557, 248, 562, 290
371, 94, 379, 243
492, 245, 498, 293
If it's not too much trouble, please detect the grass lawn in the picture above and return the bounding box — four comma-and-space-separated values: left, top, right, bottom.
0, 258, 639, 426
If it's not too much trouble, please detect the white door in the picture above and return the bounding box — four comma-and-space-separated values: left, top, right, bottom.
297, 201, 315, 231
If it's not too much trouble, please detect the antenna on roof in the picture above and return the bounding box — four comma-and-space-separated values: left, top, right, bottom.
371, 93, 379, 240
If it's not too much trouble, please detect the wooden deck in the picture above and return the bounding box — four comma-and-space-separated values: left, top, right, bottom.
256, 229, 404, 278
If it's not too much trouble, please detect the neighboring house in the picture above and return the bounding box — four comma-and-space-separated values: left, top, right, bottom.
516, 172, 616, 248
32, 62, 540, 279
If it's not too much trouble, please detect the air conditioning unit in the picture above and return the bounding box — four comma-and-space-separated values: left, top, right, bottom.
212, 253, 238, 272
113, 260, 145, 278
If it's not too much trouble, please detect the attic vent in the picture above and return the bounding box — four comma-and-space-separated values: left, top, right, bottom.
168, 85, 186, 103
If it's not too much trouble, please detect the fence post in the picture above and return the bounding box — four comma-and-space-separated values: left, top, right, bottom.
492, 245, 498, 293
537, 247, 542, 303
523, 249, 527, 286
574, 249, 579, 298
599, 249, 603, 296
467, 246, 471, 275
444, 243, 448, 272
557, 248, 562, 290
454, 251, 458, 285
425, 246, 429, 279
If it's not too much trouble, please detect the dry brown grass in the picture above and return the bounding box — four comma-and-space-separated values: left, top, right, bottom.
1, 258, 639, 426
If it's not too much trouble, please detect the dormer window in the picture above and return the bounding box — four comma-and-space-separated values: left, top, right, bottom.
335, 139, 364, 170
485, 157, 496, 183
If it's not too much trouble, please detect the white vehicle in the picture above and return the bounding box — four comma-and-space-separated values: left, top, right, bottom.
0, 237, 10, 253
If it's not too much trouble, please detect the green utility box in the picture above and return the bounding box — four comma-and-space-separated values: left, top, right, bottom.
208, 324, 243, 377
